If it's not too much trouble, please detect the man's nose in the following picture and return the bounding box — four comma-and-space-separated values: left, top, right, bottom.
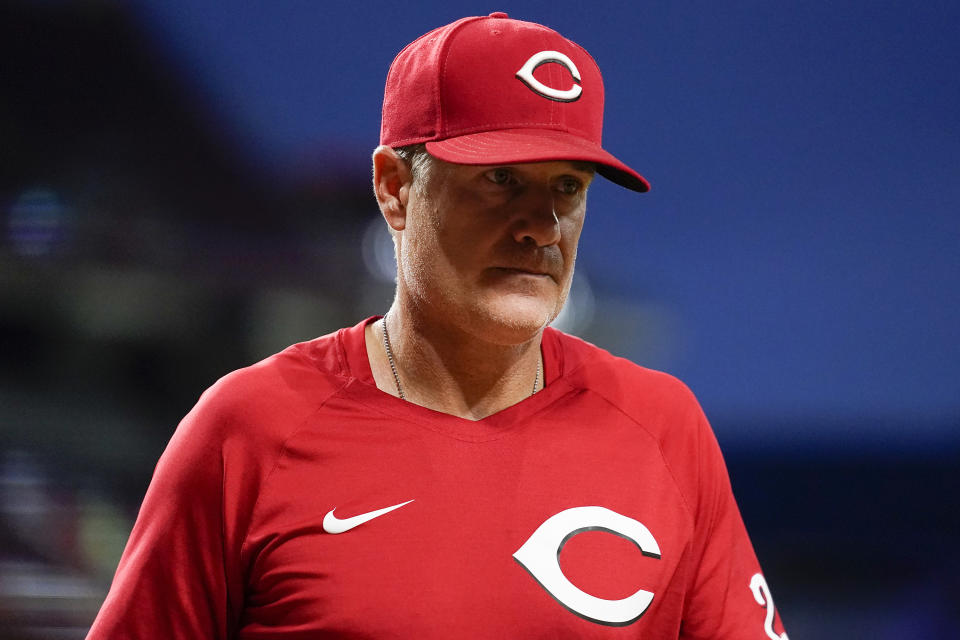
511, 187, 561, 247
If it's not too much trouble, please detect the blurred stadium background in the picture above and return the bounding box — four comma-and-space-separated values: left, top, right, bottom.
1, 1, 958, 638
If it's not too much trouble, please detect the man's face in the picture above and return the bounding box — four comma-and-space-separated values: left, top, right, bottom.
396, 158, 594, 345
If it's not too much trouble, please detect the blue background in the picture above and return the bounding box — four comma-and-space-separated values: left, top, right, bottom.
133, 0, 960, 441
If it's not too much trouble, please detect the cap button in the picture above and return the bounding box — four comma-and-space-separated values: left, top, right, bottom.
488, 12, 509, 18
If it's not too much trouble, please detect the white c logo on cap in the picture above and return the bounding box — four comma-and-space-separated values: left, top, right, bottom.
513, 506, 661, 626
515, 50, 583, 102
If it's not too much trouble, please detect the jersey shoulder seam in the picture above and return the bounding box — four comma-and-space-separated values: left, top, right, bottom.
575, 377, 700, 526
237, 377, 352, 565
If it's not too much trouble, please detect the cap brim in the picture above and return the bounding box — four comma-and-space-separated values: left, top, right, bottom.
425, 128, 649, 192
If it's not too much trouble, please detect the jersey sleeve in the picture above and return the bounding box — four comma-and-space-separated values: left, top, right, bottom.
87, 383, 256, 640
678, 407, 788, 639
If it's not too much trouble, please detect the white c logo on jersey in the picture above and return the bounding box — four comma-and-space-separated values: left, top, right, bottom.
515, 50, 583, 102
513, 506, 661, 626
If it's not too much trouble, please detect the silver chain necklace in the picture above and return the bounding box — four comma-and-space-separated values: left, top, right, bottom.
381, 313, 540, 401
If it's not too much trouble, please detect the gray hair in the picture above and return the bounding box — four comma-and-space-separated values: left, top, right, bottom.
393, 143, 434, 194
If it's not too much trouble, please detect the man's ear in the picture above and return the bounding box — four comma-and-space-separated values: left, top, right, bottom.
372, 145, 412, 232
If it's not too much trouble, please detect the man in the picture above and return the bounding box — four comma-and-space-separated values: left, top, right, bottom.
88, 13, 788, 639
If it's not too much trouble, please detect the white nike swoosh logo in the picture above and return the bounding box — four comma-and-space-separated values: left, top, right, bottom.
322, 499, 414, 534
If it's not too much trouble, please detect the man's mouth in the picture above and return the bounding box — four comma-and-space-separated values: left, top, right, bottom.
496, 266, 549, 275
491, 266, 554, 281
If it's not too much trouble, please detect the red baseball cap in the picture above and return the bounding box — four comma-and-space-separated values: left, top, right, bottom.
380, 12, 650, 192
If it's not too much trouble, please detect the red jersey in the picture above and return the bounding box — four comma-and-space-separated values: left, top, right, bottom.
88, 317, 787, 639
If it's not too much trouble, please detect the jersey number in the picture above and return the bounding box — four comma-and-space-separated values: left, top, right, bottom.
749, 573, 788, 640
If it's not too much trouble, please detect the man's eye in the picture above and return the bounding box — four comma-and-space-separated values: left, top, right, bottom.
557, 178, 582, 195
484, 168, 513, 185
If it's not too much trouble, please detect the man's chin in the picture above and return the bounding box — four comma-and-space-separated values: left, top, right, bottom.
469, 297, 559, 345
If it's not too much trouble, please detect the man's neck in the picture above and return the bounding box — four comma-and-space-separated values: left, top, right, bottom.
364, 307, 543, 421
